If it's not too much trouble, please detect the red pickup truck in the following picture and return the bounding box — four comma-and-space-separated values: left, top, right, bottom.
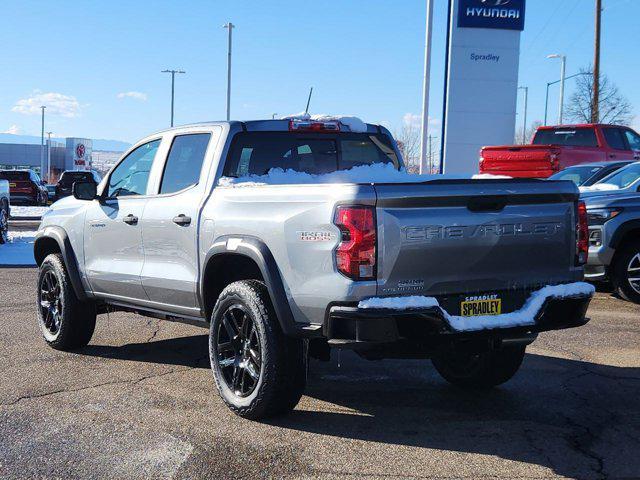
479, 124, 640, 178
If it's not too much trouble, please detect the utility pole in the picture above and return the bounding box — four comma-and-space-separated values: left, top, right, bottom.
419, 0, 434, 174
223, 22, 235, 121
46, 132, 52, 182
40, 106, 46, 177
161, 69, 185, 127
518, 86, 528, 143
592, 0, 602, 123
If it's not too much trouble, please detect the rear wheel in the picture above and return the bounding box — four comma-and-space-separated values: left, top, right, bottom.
36, 253, 96, 350
209, 280, 306, 420
432, 345, 526, 388
611, 241, 640, 304
0, 207, 8, 244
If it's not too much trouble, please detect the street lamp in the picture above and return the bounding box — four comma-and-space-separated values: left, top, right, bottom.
517, 86, 528, 143
547, 54, 566, 125
161, 69, 186, 127
544, 72, 589, 125
223, 22, 235, 121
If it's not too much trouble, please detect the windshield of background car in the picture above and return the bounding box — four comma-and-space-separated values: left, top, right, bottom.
532, 128, 598, 147
596, 163, 640, 189
548, 166, 601, 185
223, 132, 401, 177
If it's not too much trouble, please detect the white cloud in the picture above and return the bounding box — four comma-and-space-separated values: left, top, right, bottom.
12, 91, 82, 118
117, 91, 147, 101
403, 112, 440, 129
1, 125, 21, 135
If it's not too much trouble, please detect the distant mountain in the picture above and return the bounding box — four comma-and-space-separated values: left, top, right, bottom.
0, 133, 130, 152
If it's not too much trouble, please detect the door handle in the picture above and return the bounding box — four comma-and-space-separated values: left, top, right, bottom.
172, 214, 191, 226
609, 154, 616, 159
123, 214, 138, 225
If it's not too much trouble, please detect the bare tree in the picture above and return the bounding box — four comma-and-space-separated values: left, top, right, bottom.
565, 67, 634, 125
394, 122, 421, 173
515, 120, 543, 144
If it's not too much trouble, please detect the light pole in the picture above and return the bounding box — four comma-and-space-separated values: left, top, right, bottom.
223, 22, 235, 121
40, 106, 46, 177
517, 86, 528, 143
543, 72, 588, 125
272, 113, 278, 119
547, 54, 566, 125
46, 132, 52, 182
161, 69, 185, 127
419, 0, 434, 174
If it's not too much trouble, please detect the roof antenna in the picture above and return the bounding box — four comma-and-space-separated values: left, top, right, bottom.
304, 86, 313, 115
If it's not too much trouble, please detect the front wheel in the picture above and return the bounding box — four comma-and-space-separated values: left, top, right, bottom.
209, 280, 306, 420
36, 253, 97, 350
611, 241, 640, 304
432, 345, 526, 389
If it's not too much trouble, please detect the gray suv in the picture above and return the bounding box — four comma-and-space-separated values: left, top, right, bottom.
582, 162, 640, 302
34, 119, 594, 419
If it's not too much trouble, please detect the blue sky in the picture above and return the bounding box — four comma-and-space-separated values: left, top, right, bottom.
1, 0, 638, 144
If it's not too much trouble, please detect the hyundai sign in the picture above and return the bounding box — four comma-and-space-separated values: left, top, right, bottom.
458, 0, 526, 31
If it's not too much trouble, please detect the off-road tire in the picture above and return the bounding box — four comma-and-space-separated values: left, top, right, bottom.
36, 253, 96, 350
611, 241, 640, 304
209, 280, 307, 420
432, 345, 526, 388
0, 206, 8, 244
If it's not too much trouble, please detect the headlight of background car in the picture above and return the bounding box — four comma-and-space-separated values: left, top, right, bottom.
587, 208, 623, 226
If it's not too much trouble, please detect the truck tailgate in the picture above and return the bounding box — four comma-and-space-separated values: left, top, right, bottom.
374, 179, 580, 303
481, 145, 558, 178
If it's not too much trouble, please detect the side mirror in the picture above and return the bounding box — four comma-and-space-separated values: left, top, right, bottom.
73, 181, 98, 201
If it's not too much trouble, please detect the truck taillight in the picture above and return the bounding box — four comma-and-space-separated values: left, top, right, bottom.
576, 201, 588, 265
334, 206, 376, 280
550, 152, 560, 171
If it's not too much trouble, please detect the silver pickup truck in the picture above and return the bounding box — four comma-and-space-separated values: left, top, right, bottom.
34, 118, 594, 419
0, 179, 9, 243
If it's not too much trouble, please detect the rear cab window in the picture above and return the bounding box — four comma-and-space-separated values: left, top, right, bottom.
532, 128, 598, 147
224, 132, 400, 177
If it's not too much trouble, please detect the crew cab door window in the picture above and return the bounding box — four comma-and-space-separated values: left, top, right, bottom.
624, 130, 640, 150
603, 128, 627, 150
159, 133, 211, 194
107, 140, 160, 197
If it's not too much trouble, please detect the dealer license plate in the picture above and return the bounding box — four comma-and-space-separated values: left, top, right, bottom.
460, 295, 502, 317
9, 183, 16, 187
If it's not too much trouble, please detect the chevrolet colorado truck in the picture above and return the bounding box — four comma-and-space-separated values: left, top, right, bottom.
480, 124, 640, 178
34, 118, 594, 419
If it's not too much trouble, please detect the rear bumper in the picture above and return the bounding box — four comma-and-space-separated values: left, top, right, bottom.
480, 169, 554, 179
9, 193, 38, 204
325, 293, 592, 347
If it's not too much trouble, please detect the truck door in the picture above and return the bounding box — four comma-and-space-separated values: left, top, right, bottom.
140, 130, 217, 315
602, 127, 636, 162
84, 139, 161, 301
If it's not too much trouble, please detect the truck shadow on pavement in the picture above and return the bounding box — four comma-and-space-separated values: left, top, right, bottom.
79, 336, 640, 479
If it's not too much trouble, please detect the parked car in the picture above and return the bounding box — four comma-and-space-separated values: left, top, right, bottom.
55, 170, 102, 200
0, 179, 9, 244
547, 161, 632, 186
580, 161, 640, 196
45, 183, 57, 203
34, 118, 594, 420
581, 164, 640, 302
0, 170, 48, 205
480, 124, 640, 178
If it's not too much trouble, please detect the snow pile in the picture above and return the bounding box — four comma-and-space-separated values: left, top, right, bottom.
0, 230, 37, 266
357, 282, 595, 332
283, 113, 368, 133
219, 163, 473, 187
579, 183, 619, 192
472, 173, 512, 179
9, 206, 49, 219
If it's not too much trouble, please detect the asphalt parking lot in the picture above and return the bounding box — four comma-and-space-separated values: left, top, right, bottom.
0, 267, 639, 480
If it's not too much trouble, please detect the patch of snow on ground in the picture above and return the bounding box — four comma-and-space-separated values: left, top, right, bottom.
219, 163, 469, 187
357, 282, 595, 332
283, 113, 368, 133
0, 230, 37, 266
9, 205, 49, 218
579, 183, 619, 192
472, 173, 512, 179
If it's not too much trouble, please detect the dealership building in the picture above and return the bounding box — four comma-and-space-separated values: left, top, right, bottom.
0, 138, 122, 181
